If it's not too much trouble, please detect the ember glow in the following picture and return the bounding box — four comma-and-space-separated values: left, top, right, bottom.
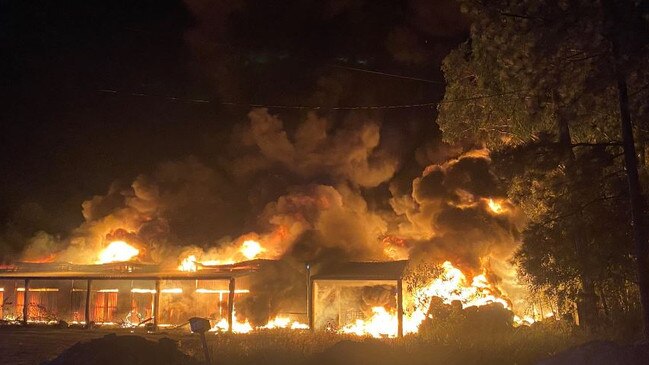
96, 240, 139, 264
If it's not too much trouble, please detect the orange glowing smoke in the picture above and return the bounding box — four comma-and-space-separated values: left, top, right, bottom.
96, 240, 139, 264
178, 240, 266, 272
22, 253, 56, 264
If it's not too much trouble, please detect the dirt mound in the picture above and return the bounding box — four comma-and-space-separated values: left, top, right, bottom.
42, 334, 199, 365
536, 340, 649, 365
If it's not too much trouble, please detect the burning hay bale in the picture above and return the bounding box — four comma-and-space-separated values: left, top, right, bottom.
42, 334, 198, 365
418, 301, 514, 339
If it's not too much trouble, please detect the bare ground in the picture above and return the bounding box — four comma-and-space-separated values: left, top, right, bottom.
0, 327, 200, 365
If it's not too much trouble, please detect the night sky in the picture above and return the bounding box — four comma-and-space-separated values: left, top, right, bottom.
1, 0, 468, 257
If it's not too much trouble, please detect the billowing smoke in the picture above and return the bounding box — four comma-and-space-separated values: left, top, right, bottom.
16, 106, 526, 320
19, 109, 525, 270
260, 184, 389, 262
235, 259, 308, 327
21, 157, 244, 265
388, 151, 523, 262
237, 109, 398, 188
20, 109, 400, 266
2, 0, 535, 327
389, 149, 526, 303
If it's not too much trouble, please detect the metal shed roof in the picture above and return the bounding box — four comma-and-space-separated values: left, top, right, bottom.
310, 260, 409, 281
0, 259, 278, 281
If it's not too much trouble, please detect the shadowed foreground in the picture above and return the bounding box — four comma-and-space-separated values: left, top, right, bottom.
44, 334, 198, 365
0, 323, 645, 365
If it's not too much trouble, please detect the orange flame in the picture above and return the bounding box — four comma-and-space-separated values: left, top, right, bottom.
261, 316, 309, 330
487, 198, 506, 214
334, 261, 513, 338
178, 255, 198, 272
96, 240, 139, 264
340, 307, 398, 337
240, 240, 265, 260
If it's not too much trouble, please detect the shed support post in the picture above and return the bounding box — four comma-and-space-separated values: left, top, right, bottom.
308, 278, 315, 331
397, 279, 404, 338
228, 278, 235, 333
84, 279, 92, 329
153, 280, 161, 330
70, 280, 75, 321
22, 279, 30, 326
306, 264, 313, 331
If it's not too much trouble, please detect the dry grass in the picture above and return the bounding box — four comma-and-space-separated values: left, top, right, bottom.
0, 321, 623, 365
180, 322, 600, 365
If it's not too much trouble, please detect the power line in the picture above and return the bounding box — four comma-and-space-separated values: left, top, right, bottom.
96, 89, 438, 109
327, 64, 445, 85
96, 89, 523, 110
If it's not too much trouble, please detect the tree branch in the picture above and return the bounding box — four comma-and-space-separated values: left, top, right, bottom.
570, 142, 623, 148
544, 193, 626, 224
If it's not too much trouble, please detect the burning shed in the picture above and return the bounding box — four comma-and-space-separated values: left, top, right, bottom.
1, 251, 518, 336
0, 260, 261, 331
308, 260, 408, 337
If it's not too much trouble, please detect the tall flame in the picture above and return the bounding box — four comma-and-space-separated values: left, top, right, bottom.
96, 240, 139, 264
403, 261, 510, 334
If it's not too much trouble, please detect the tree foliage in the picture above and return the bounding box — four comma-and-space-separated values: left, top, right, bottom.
437, 0, 649, 332
438, 0, 648, 148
